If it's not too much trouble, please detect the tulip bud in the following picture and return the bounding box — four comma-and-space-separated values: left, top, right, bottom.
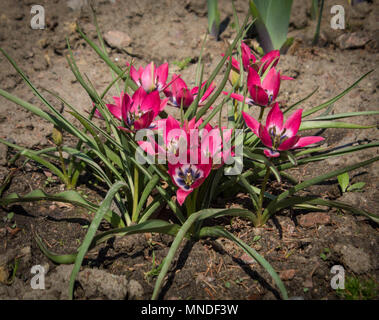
228, 69, 241, 88
52, 126, 63, 146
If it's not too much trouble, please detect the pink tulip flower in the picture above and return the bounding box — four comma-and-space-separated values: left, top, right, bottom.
223, 66, 281, 107
164, 75, 215, 109
242, 103, 324, 158
168, 150, 212, 205
127, 61, 169, 93
97, 87, 167, 132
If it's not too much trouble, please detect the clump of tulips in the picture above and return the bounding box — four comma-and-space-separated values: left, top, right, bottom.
0, 12, 378, 301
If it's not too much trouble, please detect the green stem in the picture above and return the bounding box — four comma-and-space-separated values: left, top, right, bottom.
257, 166, 270, 225
258, 106, 265, 122
131, 165, 139, 222
312, 0, 324, 45
57, 147, 70, 188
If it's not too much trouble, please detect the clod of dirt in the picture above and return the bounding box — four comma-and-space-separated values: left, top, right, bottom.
0, 266, 9, 284
298, 212, 331, 228
67, 0, 88, 11
77, 268, 128, 300
279, 269, 296, 281
103, 30, 132, 52
338, 192, 373, 213
185, 0, 207, 17
334, 243, 372, 274
335, 32, 371, 50
126, 279, 144, 300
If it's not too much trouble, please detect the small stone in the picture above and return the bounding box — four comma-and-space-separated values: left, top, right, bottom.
298, 212, 330, 228
0, 265, 9, 284
279, 269, 296, 281
334, 244, 372, 274
239, 253, 256, 265
127, 279, 144, 300
103, 30, 132, 51
67, 0, 88, 11
336, 32, 370, 50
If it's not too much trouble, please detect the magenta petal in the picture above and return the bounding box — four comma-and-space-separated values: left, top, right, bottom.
249, 85, 269, 106
177, 88, 194, 108
176, 189, 191, 206
118, 126, 133, 133
129, 64, 140, 85
241, 42, 251, 71
134, 110, 154, 130
283, 109, 303, 137
171, 75, 187, 96
94, 109, 104, 119
247, 67, 261, 87
221, 54, 240, 71
259, 125, 273, 148
141, 62, 155, 92
266, 102, 283, 132
292, 136, 324, 148
132, 87, 148, 110
264, 148, 280, 158
242, 112, 260, 136
280, 74, 294, 81
278, 136, 299, 151
159, 98, 169, 113
190, 86, 199, 96
106, 103, 122, 121
260, 50, 280, 71
137, 135, 158, 156
121, 93, 132, 122
141, 90, 160, 115
199, 82, 215, 103
156, 62, 168, 89
222, 91, 243, 103
112, 92, 123, 107
262, 67, 280, 100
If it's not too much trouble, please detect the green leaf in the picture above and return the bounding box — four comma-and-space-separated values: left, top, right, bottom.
0, 88, 61, 127
0, 48, 91, 144
311, 111, 379, 121
303, 70, 374, 118
0, 138, 66, 183
207, 0, 220, 38
299, 121, 374, 131
151, 210, 201, 300
347, 182, 366, 191
283, 87, 319, 115
35, 219, 180, 265
76, 25, 137, 91
307, 198, 379, 224
68, 181, 128, 299
338, 172, 349, 193
0, 189, 123, 228
264, 156, 379, 219
250, 0, 293, 52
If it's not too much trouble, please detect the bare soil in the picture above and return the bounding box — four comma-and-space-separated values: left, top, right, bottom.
0, 0, 378, 300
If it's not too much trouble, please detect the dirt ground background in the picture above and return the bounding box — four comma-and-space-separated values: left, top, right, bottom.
0, 0, 378, 300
